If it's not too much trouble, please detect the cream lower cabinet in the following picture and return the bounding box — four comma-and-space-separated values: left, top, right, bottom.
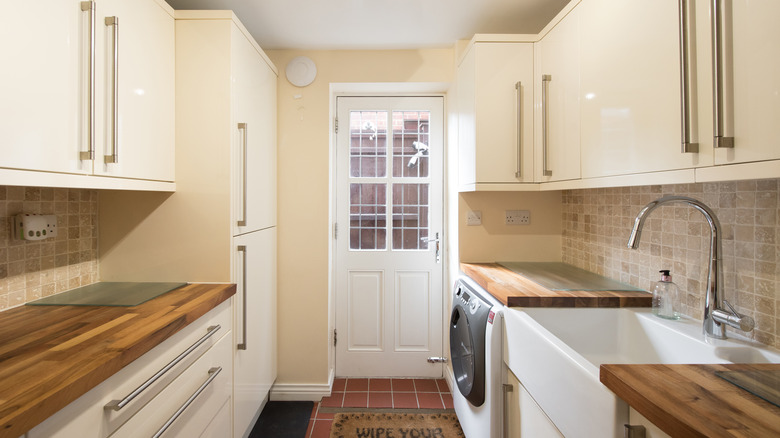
0, 0, 174, 189
457, 36, 536, 190
27, 300, 232, 438
504, 368, 563, 438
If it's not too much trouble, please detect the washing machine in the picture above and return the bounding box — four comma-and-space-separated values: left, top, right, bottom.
449, 276, 504, 438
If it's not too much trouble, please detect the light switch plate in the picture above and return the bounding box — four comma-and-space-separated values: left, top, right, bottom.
466, 210, 482, 226
505, 210, 530, 225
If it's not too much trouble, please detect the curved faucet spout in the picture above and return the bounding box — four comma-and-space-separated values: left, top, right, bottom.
627, 196, 727, 339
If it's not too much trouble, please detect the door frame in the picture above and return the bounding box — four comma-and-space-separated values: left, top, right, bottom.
328, 83, 450, 383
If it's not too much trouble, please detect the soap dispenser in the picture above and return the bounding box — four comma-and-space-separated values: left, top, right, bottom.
652, 270, 680, 320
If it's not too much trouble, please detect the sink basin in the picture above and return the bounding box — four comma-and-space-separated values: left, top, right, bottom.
503, 307, 780, 438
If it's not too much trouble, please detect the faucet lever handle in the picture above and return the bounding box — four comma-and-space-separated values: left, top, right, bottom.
723, 299, 739, 317
715, 300, 755, 333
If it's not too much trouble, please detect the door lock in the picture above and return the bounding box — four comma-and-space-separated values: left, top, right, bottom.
420, 232, 441, 263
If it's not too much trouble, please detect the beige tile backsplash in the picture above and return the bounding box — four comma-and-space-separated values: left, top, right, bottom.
0, 186, 98, 310
562, 179, 780, 349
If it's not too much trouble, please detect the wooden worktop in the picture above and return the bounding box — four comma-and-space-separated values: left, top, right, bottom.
0, 283, 235, 438
461, 262, 652, 307
601, 363, 780, 437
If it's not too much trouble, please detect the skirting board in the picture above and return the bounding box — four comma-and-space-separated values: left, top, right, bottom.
270, 368, 336, 401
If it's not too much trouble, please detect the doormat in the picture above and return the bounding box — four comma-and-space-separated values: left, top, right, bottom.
329, 412, 464, 438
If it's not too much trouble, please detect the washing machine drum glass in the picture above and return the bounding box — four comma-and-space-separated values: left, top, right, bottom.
450, 304, 481, 405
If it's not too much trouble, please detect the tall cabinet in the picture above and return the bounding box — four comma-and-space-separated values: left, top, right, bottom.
98, 11, 278, 438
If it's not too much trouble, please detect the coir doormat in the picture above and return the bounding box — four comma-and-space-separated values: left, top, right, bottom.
329, 412, 464, 438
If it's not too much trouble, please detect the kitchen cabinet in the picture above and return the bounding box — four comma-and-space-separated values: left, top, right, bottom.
457, 36, 536, 191
27, 300, 232, 438
626, 407, 672, 438
534, 7, 581, 183
0, 0, 175, 189
505, 368, 564, 438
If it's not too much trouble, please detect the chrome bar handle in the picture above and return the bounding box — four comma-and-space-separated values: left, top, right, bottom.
542, 75, 552, 177
679, 0, 699, 153
237, 123, 248, 227
104, 16, 119, 164
237, 245, 248, 350
711, 0, 733, 148
152, 367, 222, 438
104, 325, 221, 411
502, 383, 513, 438
515, 81, 523, 178
80, 1, 96, 161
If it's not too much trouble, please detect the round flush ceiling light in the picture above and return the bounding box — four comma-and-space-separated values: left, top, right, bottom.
285, 56, 317, 87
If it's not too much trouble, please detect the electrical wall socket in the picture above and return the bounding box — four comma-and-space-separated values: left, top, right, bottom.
505, 210, 530, 225
466, 210, 482, 226
13, 214, 58, 240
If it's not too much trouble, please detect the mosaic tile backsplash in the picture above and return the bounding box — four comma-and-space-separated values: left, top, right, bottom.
0, 186, 98, 310
562, 179, 780, 349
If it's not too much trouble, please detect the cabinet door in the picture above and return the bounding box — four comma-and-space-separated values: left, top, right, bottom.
0, 0, 91, 176
505, 368, 564, 437
233, 227, 277, 438
715, 0, 780, 164
536, 8, 581, 182
579, 0, 704, 178
232, 27, 277, 235
94, 0, 175, 182
458, 42, 535, 188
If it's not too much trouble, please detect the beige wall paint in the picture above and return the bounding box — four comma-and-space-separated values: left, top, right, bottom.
266, 49, 455, 387
459, 191, 562, 262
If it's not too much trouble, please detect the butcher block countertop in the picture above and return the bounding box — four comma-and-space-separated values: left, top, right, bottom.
601, 363, 780, 437
461, 262, 652, 307
0, 282, 235, 438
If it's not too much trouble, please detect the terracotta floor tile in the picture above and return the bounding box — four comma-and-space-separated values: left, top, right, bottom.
392, 378, 415, 392
345, 378, 369, 392
369, 378, 392, 391
343, 391, 368, 408
368, 392, 393, 408
393, 392, 418, 409
332, 378, 347, 392
442, 392, 454, 409
417, 392, 445, 409
436, 379, 450, 393
311, 419, 333, 438
320, 391, 344, 408
414, 379, 440, 393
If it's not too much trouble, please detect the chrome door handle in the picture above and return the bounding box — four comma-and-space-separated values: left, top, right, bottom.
80, 1, 96, 161
541, 75, 552, 177
152, 367, 222, 438
515, 81, 523, 178
420, 232, 440, 263
711, 0, 733, 148
678, 0, 698, 153
104, 325, 221, 411
105, 16, 119, 164
237, 245, 248, 350
237, 123, 248, 227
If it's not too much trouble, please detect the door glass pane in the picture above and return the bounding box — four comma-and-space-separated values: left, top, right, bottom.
392, 111, 430, 177
350, 111, 387, 177
350, 183, 386, 250
392, 183, 429, 250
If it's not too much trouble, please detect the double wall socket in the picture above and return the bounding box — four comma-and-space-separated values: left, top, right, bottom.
466, 210, 482, 226
13, 214, 58, 240
505, 210, 530, 225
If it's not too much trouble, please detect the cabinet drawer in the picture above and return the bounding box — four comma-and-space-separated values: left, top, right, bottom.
28, 300, 232, 438
110, 332, 232, 438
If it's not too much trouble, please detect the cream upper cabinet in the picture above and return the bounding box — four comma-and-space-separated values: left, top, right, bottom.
0, 0, 174, 189
457, 38, 535, 191
578, 0, 706, 179
535, 7, 581, 183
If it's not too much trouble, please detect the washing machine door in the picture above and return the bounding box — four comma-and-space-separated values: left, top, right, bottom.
450, 303, 476, 401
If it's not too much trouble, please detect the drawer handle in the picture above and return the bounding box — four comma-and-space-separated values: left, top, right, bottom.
152, 367, 222, 438
104, 325, 221, 411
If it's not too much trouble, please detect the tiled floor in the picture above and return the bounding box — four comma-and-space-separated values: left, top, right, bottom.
305, 378, 454, 438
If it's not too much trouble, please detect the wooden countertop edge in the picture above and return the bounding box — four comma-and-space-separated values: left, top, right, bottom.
0, 283, 236, 438
461, 262, 651, 308
600, 363, 780, 438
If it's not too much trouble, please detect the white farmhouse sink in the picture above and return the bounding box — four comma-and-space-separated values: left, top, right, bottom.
503, 307, 780, 438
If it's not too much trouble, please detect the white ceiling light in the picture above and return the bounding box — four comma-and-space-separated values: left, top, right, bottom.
285, 56, 317, 87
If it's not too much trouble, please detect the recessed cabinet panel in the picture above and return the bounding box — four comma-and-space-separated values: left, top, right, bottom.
579, 0, 703, 178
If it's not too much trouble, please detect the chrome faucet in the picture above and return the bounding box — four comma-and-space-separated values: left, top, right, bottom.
627, 196, 754, 339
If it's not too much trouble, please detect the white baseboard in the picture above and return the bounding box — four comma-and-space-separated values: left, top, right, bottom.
269, 368, 335, 401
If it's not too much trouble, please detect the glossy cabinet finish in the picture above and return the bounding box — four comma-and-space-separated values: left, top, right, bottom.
535, 7, 581, 183
457, 39, 535, 190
